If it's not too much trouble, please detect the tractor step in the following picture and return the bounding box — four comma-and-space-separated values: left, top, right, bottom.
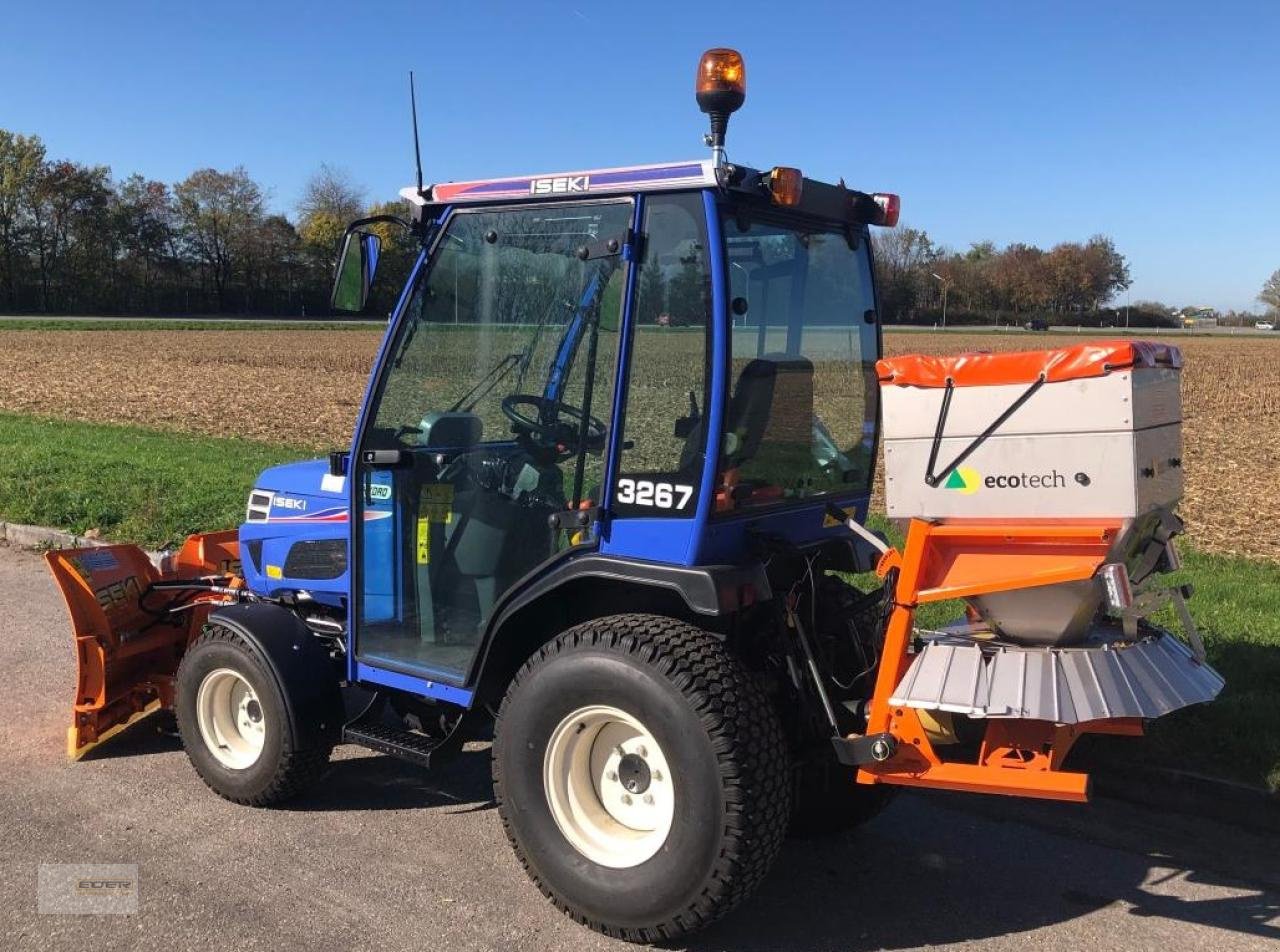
341, 695, 472, 769
342, 722, 448, 767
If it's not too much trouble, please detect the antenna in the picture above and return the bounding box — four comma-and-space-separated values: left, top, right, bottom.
409, 70, 424, 195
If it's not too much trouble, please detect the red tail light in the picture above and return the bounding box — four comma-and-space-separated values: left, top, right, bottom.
872, 193, 900, 227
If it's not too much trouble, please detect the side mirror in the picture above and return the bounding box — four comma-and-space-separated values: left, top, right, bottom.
330, 230, 382, 312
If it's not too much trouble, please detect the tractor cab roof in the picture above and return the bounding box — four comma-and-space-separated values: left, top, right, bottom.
400, 160, 897, 231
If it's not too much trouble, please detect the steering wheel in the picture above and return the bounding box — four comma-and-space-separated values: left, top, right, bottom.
502, 394, 607, 453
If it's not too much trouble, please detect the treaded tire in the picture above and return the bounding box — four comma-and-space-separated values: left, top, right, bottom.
175, 624, 331, 806
492, 613, 790, 943
790, 760, 897, 836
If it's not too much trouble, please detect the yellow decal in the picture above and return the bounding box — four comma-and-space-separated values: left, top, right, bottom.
416, 518, 430, 564
421, 484, 454, 523
823, 507, 849, 528
266, 564, 283, 579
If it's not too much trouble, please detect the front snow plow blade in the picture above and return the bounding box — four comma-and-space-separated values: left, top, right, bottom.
45, 531, 240, 760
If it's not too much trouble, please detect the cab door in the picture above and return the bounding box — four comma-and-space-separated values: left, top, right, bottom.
351, 200, 634, 684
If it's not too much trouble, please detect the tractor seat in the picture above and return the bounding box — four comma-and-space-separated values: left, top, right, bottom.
721, 354, 815, 470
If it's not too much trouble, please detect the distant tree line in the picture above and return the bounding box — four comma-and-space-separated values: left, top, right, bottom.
871, 226, 1138, 326
3, 126, 1263, 324
0, 129, 414, 316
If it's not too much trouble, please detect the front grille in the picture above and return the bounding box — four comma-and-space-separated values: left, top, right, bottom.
282, 540, 348, 580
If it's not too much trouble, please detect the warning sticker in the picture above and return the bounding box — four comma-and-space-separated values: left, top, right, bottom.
421, 484, 453, 523
822, 507, 849, 528
416, 518, 430, 564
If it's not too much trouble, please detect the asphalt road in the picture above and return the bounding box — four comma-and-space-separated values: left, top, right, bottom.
1, 542, 1275, 952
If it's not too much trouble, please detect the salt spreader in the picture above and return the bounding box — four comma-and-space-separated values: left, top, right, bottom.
43, 49, 1221, 942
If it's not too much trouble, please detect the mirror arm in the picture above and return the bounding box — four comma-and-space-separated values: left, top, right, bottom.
341, 214, 412, 239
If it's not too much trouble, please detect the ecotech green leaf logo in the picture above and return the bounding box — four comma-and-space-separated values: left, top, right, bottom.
942, 466, 982, 494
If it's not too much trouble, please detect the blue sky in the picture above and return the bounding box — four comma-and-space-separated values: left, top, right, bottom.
2, 1, 1276, 312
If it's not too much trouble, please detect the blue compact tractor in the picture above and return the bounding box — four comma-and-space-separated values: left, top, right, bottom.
190, 49, 895, 938
55, 48, 1217, 942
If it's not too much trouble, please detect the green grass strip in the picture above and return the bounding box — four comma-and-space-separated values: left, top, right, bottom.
0, 413, 309, 549
0, 411, 1274, 790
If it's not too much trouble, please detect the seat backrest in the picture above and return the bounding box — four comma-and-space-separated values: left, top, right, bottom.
723, 354, 815, 469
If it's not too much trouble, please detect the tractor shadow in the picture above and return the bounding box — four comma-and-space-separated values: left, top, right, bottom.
285, 744, 496, 814
79, 712, 184, 760
687, 792, 1280, 952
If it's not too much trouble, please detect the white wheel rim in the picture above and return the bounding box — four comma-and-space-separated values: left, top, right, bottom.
195, 667, 266, 770
543, 704, 675, 869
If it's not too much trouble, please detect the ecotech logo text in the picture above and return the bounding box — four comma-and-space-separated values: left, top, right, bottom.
943, 466, 1078, 492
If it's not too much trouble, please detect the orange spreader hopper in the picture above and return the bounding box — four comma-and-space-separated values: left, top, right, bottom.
45, 531, 240, 760
856, 518, 1138, 802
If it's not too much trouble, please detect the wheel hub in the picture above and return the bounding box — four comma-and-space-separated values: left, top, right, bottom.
617, 752, 651, 795
543, 705, 675, 868
195, 667, 267, 770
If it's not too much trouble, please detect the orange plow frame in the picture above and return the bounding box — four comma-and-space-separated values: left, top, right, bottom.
45, 531, 240, 760
855, 518, 1142, 802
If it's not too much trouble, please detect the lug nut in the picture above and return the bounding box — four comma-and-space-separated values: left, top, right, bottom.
636, 745, 648, 758
652, 770, 663, 782
606, 770, 618, 782
643, 794, 654, 805
621, 793, 633, 805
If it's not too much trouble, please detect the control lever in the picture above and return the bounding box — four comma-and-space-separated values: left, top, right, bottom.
825, 503, 889, 555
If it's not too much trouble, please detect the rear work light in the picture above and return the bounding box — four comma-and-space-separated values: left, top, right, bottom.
1099, 563, 1133, 611
872, 193, 900, 227
767, 167, 803, 206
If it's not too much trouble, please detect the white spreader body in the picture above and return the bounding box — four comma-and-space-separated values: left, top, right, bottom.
881, 347, 1183, 520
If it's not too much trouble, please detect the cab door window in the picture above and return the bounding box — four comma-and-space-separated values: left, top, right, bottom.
355, 200, 632, 679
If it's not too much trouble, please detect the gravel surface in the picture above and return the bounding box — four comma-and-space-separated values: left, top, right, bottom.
1, 542, 1276, 951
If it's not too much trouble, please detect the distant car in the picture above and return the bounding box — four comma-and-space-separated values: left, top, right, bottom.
1024, 319, 1049, 331
1255, 321, 1275, 331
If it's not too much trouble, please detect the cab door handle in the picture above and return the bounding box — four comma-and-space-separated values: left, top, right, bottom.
361, 449, 411, 468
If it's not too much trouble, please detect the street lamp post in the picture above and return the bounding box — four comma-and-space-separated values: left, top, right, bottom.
930, 272, 950, 329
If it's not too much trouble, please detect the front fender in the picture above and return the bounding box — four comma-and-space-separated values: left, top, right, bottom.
207, 603, 344, 749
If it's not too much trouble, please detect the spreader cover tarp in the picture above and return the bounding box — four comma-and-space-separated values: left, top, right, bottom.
876, 340, 1182, 389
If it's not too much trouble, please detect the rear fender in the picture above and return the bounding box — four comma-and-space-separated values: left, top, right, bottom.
45, 530, 240, 760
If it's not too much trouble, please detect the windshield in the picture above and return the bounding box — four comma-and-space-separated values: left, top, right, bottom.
718, 211, 879, 512
368, 202, 631, 452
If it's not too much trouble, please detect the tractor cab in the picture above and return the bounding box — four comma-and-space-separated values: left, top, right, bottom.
325, 157, 895, 696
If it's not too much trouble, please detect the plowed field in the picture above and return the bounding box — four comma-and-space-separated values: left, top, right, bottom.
1, 328, 1275, 560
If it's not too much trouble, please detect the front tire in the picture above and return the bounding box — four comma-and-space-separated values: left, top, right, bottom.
175, 624, 332, 806
493, 614, 790, 943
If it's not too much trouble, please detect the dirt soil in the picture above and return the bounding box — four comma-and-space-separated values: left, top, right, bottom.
1, 328, 1276, 560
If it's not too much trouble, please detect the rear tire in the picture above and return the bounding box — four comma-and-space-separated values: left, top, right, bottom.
175, 624, 331, 806
790, 759, 896, 836
493, 614, 790, 943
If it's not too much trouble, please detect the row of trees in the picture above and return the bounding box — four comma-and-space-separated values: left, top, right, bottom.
0, 129, 409, 315
10, 125, 1262, 324
872, 226, 1133, 325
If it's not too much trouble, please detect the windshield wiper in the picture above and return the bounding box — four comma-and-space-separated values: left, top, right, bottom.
450, 353, 522, 413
